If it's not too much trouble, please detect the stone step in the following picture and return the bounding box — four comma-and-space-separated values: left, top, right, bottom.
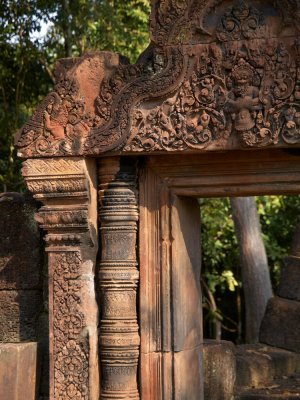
260, 296, 300, 353
235, 344, 300, 389
236, 374, 300, 399
203, 339, 236, 400
0, 342, 39, 400
203, 341, 300, 399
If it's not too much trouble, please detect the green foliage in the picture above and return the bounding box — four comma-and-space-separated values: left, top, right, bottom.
0, 0, 151, 191
200, 195, 300, 341
258, 195, 300, 286
43, 0, 151, 62
199, 197, 240, 294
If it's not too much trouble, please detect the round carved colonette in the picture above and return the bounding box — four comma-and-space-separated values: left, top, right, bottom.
98, 157, 140, 399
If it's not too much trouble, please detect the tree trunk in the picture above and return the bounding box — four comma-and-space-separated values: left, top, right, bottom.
230, 197, 273, 343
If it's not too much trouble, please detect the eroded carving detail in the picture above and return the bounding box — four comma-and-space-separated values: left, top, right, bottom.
17, 75, 94, 156
16, 53, 128, 157
216, 2, 264, 42
98, 158, 140, 399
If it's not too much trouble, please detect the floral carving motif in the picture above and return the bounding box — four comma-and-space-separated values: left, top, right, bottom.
217, 1, 263, 42
85, 47, 185, 154
26, 178, 86, 195
16, 1, 300, 157
125, 7, 300, 152
52, 252, 89, 399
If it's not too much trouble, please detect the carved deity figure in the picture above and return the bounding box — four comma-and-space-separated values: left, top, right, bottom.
282, 106, 300, 143
44, 98, 70, 139
226, 59, 260, 132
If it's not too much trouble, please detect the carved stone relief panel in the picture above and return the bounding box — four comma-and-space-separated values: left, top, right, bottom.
16, 1, 300, 157
22, 157, 99, 400
125, 1, 300, 152
150, 0, 300, 46
15, 52, 135, 158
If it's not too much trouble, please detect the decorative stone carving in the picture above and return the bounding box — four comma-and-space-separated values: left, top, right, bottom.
15, 53, 129, 158
16, 1, 300, 156
14, 2, 300, 400
125, 2, 300, 152
98, 157, 140, 399
151, 0, 300, 45
22, 157, 99, 400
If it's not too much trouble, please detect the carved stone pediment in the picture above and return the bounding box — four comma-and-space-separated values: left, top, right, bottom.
16, 0, 300, 156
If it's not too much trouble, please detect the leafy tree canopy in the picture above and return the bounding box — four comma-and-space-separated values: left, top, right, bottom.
0, 0, 151, 191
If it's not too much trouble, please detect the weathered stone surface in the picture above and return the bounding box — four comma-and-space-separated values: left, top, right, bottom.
237, 374, 300, 399
236, 344, 300, 388
15, 52, 127, 158
260, 297, 300, 353
0, 290, 42, 342
203, 339, 236, 400
12, 1, 300, 400
278, 256, 300, 301
0, 192, 42, 290
0, 342, 39, 400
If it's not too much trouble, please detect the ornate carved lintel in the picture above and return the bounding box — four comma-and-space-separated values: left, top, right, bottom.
98, 157, 140, 399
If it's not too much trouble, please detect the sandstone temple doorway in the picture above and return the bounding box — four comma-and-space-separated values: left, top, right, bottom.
14, 0, 300, 398
139, 150, 300, 399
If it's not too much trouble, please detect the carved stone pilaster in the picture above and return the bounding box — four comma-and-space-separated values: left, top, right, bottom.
98, 157, 140, 399
22, 157, 99, 400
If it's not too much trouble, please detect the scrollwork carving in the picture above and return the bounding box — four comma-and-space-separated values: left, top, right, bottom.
16, 1, 300, 156
125, 1, 300, 152
16, 53, 128, 157
17, 76, 94, 156
216, 1, 264, 42
85, 47, 186, 154
52, 252, 89, 400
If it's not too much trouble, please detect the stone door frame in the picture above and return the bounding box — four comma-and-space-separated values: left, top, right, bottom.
139, 149, 300, 399
21, 148, 300, 399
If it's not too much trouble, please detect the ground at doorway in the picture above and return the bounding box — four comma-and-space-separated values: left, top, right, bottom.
204, 341, 300, 400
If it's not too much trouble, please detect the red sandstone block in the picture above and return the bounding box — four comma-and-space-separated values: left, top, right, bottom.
0, 290, 42, 342
260, 297, 300, 353
0, 342, 39, 400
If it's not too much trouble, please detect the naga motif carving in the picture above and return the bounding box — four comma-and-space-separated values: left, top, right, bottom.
98, 157, 140, 399
85, 47, 185, 154
22, 157, 99, 400
16, 0, 300, 156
